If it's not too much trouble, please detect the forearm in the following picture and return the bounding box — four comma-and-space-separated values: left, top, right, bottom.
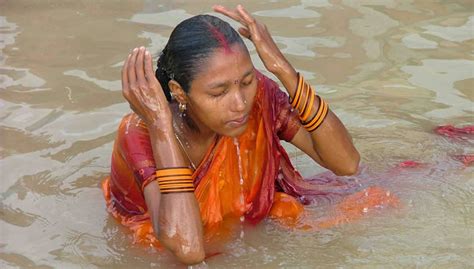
307, 109, 360, 175
144, 124, 205, 265
275, 66, 360, 175
122, 46, 203, 264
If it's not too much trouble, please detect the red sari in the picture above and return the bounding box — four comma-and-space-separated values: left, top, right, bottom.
102, 72, 398, 246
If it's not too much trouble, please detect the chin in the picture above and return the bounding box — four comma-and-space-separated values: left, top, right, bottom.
222, 123, 249, 138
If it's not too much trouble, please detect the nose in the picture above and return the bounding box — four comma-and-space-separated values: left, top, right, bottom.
230, 90, 246, 112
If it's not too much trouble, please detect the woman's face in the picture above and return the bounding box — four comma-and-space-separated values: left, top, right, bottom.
186, 43, 257, 137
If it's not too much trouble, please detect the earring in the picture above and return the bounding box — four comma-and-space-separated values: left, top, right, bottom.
179, 103, 187, 113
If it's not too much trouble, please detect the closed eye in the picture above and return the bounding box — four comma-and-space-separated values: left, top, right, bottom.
241, 76, 254, 87
210, 88, 228, 98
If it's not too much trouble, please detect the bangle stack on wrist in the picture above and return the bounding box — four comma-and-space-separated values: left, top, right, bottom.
289, 73, 329, 132
157, 167, 194, 194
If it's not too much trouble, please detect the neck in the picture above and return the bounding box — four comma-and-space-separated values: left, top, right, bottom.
172, 103, 216, 143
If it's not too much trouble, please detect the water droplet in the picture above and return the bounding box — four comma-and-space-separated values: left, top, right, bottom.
363, 207, 368, 213
386, 191, 391, 197
234, 138, 247, 239
125, 117, 132, 134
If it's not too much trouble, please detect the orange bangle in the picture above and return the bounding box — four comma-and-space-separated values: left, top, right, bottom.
307, 106, 328, 132
160, 181, 194, 189
161, 188, 195, 194
159, 183, 194, 188
156, 167, 193, 177
306, 99, 329, 132
158, 177, 193, 183
155, 167, 195, 193
303, 96, 323, 127
300, 85, 315, 122
297, 83, 310, 116
290, 73, 304, 107
157, 175, 193, 182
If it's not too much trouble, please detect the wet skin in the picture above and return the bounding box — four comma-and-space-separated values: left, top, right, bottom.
170, 43, 257, 140
169, 44, 258, 167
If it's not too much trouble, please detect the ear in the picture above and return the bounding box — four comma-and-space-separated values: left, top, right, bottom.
168, 80, 187, 104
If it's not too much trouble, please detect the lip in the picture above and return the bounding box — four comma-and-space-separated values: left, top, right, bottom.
227, 114, 249, 127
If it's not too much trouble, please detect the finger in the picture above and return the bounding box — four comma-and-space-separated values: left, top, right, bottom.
212, 5, 246, 26
236, 5, 255, 25
144, 50, 158, 86
128, 47, 139, 90
238, 27, 251, 39
236, 5, 260, 36
136, 47, 147, 88
122, 53, 131, 92
135, 47, 151, 104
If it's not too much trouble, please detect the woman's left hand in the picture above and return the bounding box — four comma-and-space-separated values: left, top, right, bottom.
213, 4, 292, 76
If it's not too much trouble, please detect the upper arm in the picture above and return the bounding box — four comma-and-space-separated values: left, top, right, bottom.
117, 114, 157, 187
266, 76, 325, 168
288, 125, 326, 168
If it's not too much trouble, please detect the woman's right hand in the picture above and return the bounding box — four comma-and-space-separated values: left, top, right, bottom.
122, 46, 172, 128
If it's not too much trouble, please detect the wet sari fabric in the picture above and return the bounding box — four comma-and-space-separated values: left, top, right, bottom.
102, 72, 397, 246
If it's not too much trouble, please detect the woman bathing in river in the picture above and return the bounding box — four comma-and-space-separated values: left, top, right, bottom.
102, 5, 363, 265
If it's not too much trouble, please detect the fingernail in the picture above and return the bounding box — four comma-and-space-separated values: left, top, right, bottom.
133, 48, 138, 52
140, 46, 145, 50
145, 50, 150, 56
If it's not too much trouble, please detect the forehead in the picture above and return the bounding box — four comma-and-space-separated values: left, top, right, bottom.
192, 44, 252, 85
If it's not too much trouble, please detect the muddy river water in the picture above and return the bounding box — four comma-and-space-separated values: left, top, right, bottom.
1, 1, 473, 268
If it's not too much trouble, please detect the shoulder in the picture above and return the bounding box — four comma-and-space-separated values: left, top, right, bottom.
116, 113, 151, 144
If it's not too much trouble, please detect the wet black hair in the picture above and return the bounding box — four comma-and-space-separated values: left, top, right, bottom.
155, 14, 246, 101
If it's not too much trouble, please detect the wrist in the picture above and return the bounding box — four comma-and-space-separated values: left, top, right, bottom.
148, 127, 189, 168
273, 60, 296, 79
273, 62, 298, 97
148, 119, 173, 134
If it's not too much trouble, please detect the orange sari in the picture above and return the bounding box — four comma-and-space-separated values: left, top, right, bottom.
102, 72, 398, 247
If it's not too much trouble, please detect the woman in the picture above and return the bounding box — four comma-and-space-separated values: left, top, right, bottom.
103, 5, 360, 265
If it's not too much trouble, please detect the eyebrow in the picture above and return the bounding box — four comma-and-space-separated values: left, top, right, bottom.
208, 69, 254, 89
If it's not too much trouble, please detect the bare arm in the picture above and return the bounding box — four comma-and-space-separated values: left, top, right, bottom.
144, 127, 204, 265
214, 5, 359, 175
275, 67, 360, 175
123, 47, 204, 265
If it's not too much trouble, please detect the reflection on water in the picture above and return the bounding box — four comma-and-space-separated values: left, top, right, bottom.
1, 0, 473, 268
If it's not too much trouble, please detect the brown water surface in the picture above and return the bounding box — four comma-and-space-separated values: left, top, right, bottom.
1, 0, 473, 268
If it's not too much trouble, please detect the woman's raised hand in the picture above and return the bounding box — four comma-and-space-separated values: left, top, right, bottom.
122, 47, 172, 128
213, 4, 292, 76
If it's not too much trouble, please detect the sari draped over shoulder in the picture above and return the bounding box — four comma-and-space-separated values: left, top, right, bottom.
102, 72, 397, 246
